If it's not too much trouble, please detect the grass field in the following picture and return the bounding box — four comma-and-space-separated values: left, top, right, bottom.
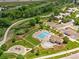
14, 40, 34, 48
13, 28, 40, 48
25, 29, 40, 45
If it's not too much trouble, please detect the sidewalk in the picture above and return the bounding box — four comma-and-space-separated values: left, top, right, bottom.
34, 48, 79, 59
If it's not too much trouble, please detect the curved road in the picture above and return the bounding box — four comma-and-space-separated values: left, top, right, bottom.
0, 13, 52, 47
0, 2, 53, 46
0, 17, 33, 46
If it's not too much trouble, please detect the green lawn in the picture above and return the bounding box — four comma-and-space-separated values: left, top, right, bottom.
25, 41, 79, 59
14, 40, 34, 48
65, 41, 79, 50
0, 53, 17, 59
14, 29, 40, 48
25, 29, 40, 46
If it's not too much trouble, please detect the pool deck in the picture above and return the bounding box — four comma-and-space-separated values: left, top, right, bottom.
33, 30, 52, 41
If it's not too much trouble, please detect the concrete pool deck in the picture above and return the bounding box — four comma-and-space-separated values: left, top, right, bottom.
33, 30, 52, 41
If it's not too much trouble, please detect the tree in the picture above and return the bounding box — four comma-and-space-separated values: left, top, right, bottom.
12, 38, 16, 43
39, 24, 44, 29
35, 49, 40, 56
16, 55, 24, 59
48, 14, 54, 22
35, 17, 40, 24
63, 36, 69, 44
15, 29, 25, 35
0, 28, 4, 37
29, 19, 36, 26
0, 18, 11, 27
0, 48, 3, 56
18, 6, 26, 11
74, 18, 79, 25
62, 16, 70, 23
1, 44, 7, 51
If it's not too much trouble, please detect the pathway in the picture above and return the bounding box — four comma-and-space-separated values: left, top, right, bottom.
34, 48, 79, 59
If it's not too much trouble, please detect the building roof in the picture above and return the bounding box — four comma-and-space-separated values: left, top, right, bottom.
59, 13, 70, 16
67, 7, 78, 13
61, 27, 79, 39
50, 35, 63, 44
54, 15, 63, 19
61, 27, 76, 35
47, 21, 74, 30
41, 42, 57, 49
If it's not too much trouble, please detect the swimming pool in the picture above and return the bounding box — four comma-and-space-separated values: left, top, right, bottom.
37, 31, 50, 39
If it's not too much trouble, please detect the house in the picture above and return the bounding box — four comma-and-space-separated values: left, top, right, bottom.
67, 7, 78, 13
41, 42, 57, 49
49, 35, 63, 44
0, 7, 4, 11
67, 9, 73, 13
69, 7, 78, 11
40, 34, 63, 49
47, 21, 74, 30
47, 21, 79, 39
59, 13, 70, 16
33, 30, 64, 49
46, 22, 57, 29
54, 15, 63, 19
61, 27, 79, 39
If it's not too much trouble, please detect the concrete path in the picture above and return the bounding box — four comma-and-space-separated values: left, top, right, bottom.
1, 17, 33, 46
59, 53, 79, 59
34, 48, 79, 59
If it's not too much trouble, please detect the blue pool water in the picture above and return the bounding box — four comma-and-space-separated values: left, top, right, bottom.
37, 32, 50, 39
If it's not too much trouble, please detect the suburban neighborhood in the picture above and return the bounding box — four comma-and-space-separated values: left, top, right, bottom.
0, 0, 79, 59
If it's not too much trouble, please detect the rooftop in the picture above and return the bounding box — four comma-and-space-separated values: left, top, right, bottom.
47, 21, 74, 30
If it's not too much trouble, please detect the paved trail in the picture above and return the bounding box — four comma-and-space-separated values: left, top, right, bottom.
1, 12, 52, 47
34, 48, 79, 59
0, 2, 53, 47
